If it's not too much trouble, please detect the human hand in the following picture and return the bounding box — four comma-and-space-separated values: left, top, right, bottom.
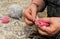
35, 17, 60, 36
23, 4, 38, 25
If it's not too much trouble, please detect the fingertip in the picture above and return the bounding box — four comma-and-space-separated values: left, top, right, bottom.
25, 18, 33, 25
25, 21, 33, 25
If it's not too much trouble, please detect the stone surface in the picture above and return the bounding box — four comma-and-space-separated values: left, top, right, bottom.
0, 0, 47, 39
7, 4, 23, 19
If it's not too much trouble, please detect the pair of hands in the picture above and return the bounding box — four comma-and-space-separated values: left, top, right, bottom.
23, 4, 60, 36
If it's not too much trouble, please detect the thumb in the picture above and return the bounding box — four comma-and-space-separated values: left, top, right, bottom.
40, 17, 51, 23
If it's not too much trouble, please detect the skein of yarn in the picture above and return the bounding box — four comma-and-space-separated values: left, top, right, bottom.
7, 4, 23, 19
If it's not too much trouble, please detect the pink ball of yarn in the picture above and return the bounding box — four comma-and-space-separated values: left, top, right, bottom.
2, 16, 9, 23
35, 19, 50, 26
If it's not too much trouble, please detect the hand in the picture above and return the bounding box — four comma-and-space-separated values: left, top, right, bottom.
23, 4, 38, 25
35, 17, 60, 36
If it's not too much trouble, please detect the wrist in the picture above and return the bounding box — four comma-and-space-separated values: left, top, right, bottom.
31, 3, 40, 12
32, 0, 45, 12
31, 2, 45, 12
32, 3, 39, 7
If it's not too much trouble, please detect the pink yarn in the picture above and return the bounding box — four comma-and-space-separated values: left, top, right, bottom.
2, 16, 9, 23
35, 19, 50, 26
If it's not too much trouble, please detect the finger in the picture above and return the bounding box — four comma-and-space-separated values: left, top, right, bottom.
40, 18, 51, 22
31, 8, 37, 21
39, 25, 57, 34
35, 21, 41, 27
24, 10, 33, 21
25, 18, 33, 25
38, 28, 48, 35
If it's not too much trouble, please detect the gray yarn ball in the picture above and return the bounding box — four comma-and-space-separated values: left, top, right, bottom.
7, 4, 23, 19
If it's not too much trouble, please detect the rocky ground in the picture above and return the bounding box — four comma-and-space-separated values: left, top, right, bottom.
0, 0, 47, 39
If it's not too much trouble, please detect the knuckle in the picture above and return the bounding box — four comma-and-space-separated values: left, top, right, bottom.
38, 31, 46, 36
48, 28, 56, 34
38, 32, 44, 35
49, 33, 55, 36
48, 30, 55, 35
25, 21, 32, 25
25, 21, 30, 24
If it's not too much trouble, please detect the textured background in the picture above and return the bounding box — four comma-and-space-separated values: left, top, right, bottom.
0, 0, 47, 39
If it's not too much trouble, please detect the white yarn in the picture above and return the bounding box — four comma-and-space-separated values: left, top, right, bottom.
7, 4, 23, 19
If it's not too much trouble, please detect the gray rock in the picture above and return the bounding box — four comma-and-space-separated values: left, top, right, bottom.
7, 4, 23, 19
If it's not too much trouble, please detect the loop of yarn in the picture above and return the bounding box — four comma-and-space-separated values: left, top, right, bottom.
35, 19, 50, 26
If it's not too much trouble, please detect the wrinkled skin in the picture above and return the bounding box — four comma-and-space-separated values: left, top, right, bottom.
23, 3, 60, 36
35, 17, 60, 36
23, 4, 38, 25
